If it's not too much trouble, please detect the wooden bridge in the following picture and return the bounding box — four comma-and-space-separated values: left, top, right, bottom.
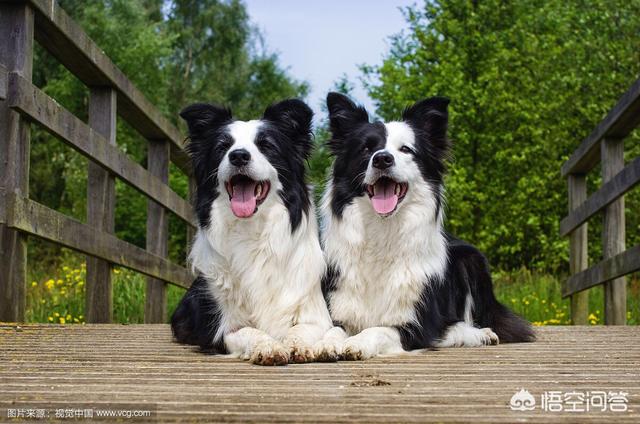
0, 1, 639, 422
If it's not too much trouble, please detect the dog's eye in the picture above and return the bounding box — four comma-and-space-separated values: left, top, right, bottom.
399, 145, 413, 154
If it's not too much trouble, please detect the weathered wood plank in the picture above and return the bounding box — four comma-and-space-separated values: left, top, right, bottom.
601, 138, 626, 325
7, 73, 196, 228
1, 325, 639, 423
145, 140, 170, 323
567, 175, 589, 325
86, 87, 116, 323
563, 244, 640, 297
0, 64, 7, 100
562, 77, 640, 177
24, 0, 191, 174
0, 192, 192, 289
0, 2, 33, 322
560, 157, 640, 236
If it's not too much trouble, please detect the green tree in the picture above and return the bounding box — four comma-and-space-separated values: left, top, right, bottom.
363, 0, 640, 271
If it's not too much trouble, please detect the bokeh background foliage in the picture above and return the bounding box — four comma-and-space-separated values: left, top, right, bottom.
25, 0, 639, 324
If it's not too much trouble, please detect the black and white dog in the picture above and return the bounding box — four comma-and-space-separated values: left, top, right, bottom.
317, 93, 535, 360
171, 99, 332, 365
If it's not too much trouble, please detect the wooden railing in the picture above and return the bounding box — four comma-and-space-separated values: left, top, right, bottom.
0, 0, 195, 323
560, 76, 640, 325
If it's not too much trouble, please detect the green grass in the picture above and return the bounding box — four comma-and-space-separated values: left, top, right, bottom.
26, 262, 185, 324
493, 268, 639, 326
25, 262, 638, 325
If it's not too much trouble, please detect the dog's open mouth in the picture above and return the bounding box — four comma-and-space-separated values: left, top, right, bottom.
224, 174, 270, 218
366, 176, 408, 216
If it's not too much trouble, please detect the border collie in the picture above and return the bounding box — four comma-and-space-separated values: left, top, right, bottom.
171, 99, 332, 365
317, 93, 535, 360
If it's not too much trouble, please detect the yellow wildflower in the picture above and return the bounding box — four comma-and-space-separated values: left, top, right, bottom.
45, 280, 55, 290
53, 312, 60, 317
59, 317, 65, 324
31, 281, 37, 287
48, 316, 53, 322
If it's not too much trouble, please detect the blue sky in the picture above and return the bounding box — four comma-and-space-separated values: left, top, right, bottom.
244, 0, 416, 120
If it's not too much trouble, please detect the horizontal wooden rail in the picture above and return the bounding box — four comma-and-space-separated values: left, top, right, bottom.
5, 71, 196, 228
21, 0, 190, 174
560, 156, 640, 236
561, 77, 640, 177
562, 244, 640, 297
0, 191, 192, 289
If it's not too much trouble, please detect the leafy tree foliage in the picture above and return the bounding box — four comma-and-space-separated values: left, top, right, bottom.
362, 0, 640, 271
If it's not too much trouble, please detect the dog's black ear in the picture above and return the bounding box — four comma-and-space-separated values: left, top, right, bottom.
180, 103, 232, 142
326, 92, 369, 139
263, 99, 314, 159
402, 97, 450, 152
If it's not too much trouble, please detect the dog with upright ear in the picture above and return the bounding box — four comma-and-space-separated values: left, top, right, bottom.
172, 97, 334, 366
315, 92, 534, 363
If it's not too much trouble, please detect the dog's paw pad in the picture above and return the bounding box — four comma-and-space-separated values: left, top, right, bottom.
313, 341, 341, 362
250, 341, 289, 366
343, 345, 364, 361
290, 344, 315, 364
481, 328, 500, 345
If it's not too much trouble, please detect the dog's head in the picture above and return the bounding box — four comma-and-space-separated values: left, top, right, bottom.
181, 99, 313, 230
326, 92, 449, 218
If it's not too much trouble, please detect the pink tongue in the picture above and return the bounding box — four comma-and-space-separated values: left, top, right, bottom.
230, 181, 258, 218
371, 180, 398, 215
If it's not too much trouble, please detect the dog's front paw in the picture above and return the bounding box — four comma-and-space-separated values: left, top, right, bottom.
313, 340, 342, 362
250, 340, 289, 366
342, 336, 376, 361
284, 337, 316, 364
481, 328, 500, 345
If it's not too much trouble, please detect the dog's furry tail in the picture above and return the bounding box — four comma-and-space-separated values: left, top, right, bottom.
486, 301, 536, 343
457, 243, 536, 343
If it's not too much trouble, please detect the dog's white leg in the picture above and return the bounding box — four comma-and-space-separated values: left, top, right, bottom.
434, 322, 499, 347
342, 327, 404, 360
224, 327, 289, 366
283, 323, 328, 363
313, 326, 348, 362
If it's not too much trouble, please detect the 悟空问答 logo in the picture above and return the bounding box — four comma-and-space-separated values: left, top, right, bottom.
510, 388, 536, 411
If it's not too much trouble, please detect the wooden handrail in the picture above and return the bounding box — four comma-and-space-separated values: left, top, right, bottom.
562, 76, 639, 325
27, 0, 191, 174
6, 71, 196, 228
560, 157, 640, 236
0, 1, 194, 323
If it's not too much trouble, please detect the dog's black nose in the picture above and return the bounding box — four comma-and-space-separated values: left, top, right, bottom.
372, 151, 395, 169
229, 149, 251, 166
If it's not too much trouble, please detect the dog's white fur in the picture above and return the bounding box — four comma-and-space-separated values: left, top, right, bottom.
190, 121, 332, 364
318, 121, 494, 359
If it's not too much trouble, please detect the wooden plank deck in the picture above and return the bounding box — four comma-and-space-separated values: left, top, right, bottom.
1, 325, 638, 423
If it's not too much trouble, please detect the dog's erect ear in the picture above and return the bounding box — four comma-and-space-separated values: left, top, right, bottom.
180, 103, 232, 141
326, 92, 369, 138
263, 99, 314, 158
402, 97, 450, 151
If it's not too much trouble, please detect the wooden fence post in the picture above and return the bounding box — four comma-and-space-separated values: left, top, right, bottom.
86, 88, 117, 323
145, 140, 169, 323
0, 3, 33, 322
568, 174, 589, 325
601, 138, 626, 325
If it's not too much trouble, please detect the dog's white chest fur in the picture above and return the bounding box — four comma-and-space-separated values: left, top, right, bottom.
191, 197, 326, 342
322, 188, 447, 335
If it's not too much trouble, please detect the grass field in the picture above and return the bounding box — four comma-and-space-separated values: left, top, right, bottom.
24, 261, 639, 325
